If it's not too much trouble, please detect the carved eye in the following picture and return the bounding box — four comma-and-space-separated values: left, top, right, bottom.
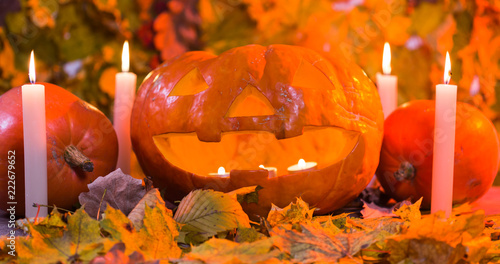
226, 85, 276, 117
169, 68, 209, 96
291, 60, 334, 90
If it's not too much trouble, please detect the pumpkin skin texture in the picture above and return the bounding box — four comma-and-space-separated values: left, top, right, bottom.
376, 100, 500, 207
131, 44, 384, 217
0, 83, 118, 215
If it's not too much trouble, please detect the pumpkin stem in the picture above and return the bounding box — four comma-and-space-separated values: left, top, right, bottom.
64, 145, 94, 172
394, 161, 415, 181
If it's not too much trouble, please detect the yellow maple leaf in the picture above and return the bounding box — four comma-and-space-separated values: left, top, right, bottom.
393, 198, 422, 223
267, 197, 315, 229
101, 204, 182, 260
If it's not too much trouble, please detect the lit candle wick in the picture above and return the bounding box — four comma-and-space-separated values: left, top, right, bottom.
287, 158, 318, 173
217, 166, 226, 174
122, 41, 130, 73
298, 159, 306, 170
444, 52, 452, 85
29, 50, 36, 84
382, 42, 391, 75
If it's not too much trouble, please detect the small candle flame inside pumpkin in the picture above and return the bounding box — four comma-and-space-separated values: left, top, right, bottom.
298, 159, 306, 170
217, 166, 226, 174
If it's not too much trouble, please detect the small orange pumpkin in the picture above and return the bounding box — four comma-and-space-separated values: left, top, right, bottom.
131, 44, 384, 216
0, 83, 118, 214
376, 100, 500, 207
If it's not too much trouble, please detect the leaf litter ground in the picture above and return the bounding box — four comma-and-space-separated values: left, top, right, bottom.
1, 170, 499, 263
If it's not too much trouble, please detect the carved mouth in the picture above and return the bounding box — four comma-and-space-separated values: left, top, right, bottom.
153, 126, 361, 177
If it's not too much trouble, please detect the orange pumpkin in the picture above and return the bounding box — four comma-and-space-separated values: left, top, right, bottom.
0, 83, 118, 214
376, 100, 500, 207
131, 44, 384, 217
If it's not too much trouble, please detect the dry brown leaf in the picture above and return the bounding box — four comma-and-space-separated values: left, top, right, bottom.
360, 200, 395, 219
79, 169, 146, 219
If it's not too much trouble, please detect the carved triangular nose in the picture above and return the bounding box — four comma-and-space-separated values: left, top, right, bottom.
226, 85, 276, 117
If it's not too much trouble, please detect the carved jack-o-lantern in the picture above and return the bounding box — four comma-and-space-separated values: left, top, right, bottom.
131, 44, 384, 216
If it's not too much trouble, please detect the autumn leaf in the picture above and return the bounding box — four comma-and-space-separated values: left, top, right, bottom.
484, 240, 500, 263
384, 15, 412, 46
360, 199, 395, 219
98, 67, 118, 97
485, 214, 500, 240
387, 237, 464, 264
227, 185, 262, 205
235, 227, 267, 243
127, 188, 165, 230
387, 210, 491, 263
271, 223, 377, 263
409, 2, 446, 37
15, 208, 113, 263
100, 204, 182, 260
177, 237, 281, 264
0, 37, 17, 79
31, 207, 67, 238
79, 169, 146, 219
393, 197, 422, 223
267, 197, 315, 229
348, 217, 403, 234
174, 189, 251, 245
89, 242, 146, 264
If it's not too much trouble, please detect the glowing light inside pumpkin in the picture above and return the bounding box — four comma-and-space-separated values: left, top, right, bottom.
259, 165, 265, 169
29, 50, 36, 84
154, 127, 358, 177
122, 41, 130, 72
287, 158, 318, 173
382, 42, 391, 75
298, 159, 306, 170
444, 51, 452, 84
217, 166, 226, 174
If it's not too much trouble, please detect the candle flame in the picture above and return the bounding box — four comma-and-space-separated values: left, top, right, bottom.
259, 165, 265, 169
218, 166, 226, 174
122, 41, 130, 72
298, 159, 306, 170
382, 42, 391, 75
444, 51, 452, 84
29, 50, 36, 84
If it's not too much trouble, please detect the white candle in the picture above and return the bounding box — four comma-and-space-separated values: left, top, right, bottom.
114, 41, 137, 174
287, 159, 317, 173
259, 165, 277, 178
376, 42, 398, 119
208, 166, 230, 177
431, 51, 457, 217
22, 51, 48, 218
